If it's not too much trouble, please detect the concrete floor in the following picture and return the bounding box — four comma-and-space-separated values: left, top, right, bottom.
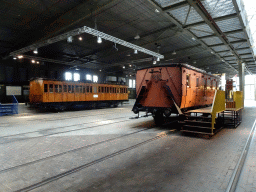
0, 101, 255, 192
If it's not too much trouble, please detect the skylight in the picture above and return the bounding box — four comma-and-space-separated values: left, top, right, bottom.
242, 0, 256, 55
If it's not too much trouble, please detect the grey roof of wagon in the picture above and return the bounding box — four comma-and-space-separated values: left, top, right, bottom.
0, 0, 254, 77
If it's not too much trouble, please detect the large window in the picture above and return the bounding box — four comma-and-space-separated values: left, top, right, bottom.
65, 72, 72, 81
74, 73, 80, 81
129, 79, 136, 88
93, 75, 98, 83
86, 74, 92, 81
129, 79, 133, 88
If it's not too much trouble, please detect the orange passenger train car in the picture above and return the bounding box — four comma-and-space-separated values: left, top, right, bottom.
29, 78, 128, 110
132, 63, 220, 125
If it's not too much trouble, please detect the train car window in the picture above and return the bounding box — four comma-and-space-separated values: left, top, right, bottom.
82, 86, 85, 93
71, 85, 74, 93
196, 78, 199, 87
204, 79, 207, 89
98, 86, 101, 93
59, 85, 62, 93
54, 85, 58, 92
64, 85, 67, 92
117, 88, 119, 93
90, 86, 92, 93
79, 86, 82, 93
110, 87, 112, 93
210, 80, 213, 89
68, 85, 71, 93
114, 87, 116, 93
212, 81, 216, 89
107, 87, 109, 93
86, 86, 89, 93
44, 84, 48, 92
76, 85, 80, 93
126, 88, 127, 93
49, 84, 53, 93
101, 87, 104, 93
186, 74, 190, 87
93, 86, 97, 93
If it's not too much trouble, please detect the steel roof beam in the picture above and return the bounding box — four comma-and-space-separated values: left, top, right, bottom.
148, 0, 237, 72
198, 29, 245, 40
184, 13, 238, 29
162, 1, 189, 12
208, 40, 248, 48
187, 0, 253, 75
186, 0, 252, 74
216, 47, 251, 53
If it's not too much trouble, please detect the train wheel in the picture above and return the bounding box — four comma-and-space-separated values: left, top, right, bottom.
153, 111, 164, 126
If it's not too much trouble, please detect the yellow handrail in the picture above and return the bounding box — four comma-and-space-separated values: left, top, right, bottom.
211, 90, 226, 133
233, 91, 243, 109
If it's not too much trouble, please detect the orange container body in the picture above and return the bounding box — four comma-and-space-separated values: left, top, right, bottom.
134, 64, 219, 113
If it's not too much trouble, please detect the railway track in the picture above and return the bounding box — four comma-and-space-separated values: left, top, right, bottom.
0, 116, 133, 145
226, 119, 256, 192
14, 129, 175, 192
26, 108, 124, 122
0, 127, 151, 174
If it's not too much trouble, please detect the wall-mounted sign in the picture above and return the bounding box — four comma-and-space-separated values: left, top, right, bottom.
6, 86, 22, 96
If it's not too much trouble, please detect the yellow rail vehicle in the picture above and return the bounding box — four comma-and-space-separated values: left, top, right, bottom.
29, 79, 128, 110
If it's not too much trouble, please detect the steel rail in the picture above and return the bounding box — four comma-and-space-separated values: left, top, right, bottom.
226, 119, 256, 192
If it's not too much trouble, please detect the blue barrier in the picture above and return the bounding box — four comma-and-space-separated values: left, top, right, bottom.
0, 95, 19, 116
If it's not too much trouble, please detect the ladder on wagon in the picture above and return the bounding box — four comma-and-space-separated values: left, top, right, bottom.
180, 90, 226, 136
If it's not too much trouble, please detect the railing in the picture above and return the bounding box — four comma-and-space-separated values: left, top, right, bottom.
0, 95, 19, 116
211, 90, 226, 130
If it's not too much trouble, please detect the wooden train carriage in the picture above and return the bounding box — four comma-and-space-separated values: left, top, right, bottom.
132, 64, 220, 123
29, 79, 128, 110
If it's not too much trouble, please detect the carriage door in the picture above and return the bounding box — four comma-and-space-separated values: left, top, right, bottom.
186, 74, 191, 107
196, 76, 199, 104
43, 84, 49, 102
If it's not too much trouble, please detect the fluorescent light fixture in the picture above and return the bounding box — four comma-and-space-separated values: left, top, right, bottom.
97, 36, 102, 43
78, 37, 83, 41
67, 36, 73, 43
172, 51, 176, 55
123, 66, 125, 69
153, 60, 157, 64
10, 25, 164, 59
134, 49, 138, 54
155, 9, 160, 13
134, 34, 140, 40
31, 60, 35, 63
17, 55, 23, 59
157, 57, 160, 61
192, 37, 196, 41
33, 48, 38, 54
37, 61, 39, 64
13, 57, 17, 60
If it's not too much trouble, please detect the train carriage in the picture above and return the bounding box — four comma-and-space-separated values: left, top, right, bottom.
29, 78, 128, 110
132, 64, 220, 125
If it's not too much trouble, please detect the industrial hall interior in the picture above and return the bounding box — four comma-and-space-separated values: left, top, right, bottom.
1, 0, 256, 191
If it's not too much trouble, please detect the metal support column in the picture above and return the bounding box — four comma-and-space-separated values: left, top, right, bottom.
238, 61, 245, 106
